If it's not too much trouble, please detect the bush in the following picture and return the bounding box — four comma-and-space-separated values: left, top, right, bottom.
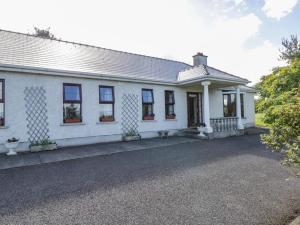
256, 36, 300, 166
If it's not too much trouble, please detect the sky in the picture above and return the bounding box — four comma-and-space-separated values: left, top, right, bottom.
0, 0, 299, 84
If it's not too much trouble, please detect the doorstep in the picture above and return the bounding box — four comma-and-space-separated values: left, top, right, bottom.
0, 137, 199, 170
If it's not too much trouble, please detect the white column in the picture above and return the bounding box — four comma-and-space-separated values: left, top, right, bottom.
201, 81, 213, 133
236, 86, 244, 130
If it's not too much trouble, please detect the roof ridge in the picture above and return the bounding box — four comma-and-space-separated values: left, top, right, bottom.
0, 29, 191, 67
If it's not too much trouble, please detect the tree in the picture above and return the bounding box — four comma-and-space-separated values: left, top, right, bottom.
32, 27, 57, 40
256, 36, 300, 166
280, 35, 300, 62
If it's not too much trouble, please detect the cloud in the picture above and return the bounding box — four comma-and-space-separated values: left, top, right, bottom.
262, 0, 299, 20
0, 0, 284, 83
195, 13, 282, 84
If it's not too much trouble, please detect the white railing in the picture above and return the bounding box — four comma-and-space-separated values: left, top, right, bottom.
210, 117, 238, 132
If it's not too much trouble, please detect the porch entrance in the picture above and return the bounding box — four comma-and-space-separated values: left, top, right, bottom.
187, 92, 202, 127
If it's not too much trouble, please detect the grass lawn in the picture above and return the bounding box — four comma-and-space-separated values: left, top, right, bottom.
255, 113, 269, 127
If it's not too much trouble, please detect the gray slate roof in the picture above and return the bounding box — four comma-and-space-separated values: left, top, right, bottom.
0, 30, 190, 82
0, 30, 249, 84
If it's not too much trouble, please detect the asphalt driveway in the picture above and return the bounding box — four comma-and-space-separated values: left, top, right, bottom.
0, 135, 299, 225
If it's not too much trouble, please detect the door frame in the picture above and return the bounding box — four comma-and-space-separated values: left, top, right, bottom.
187, 92, 202, 127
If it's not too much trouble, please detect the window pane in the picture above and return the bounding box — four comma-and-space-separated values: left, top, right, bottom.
223, 95, 228, 107
0, 81, 2, 101
166, 91, 174, 104
142, 90, 153, 103
228, 94, 236, 117
99, 104, 113, 117
223, 95, 228, 116
100, 87, 113, 102
240, 94, 244, 118
63, 103, 81, 119
64, 85, 81, 101
143, 104, 153, 116
0, 103, 4, 126
231, 94, 236, 103
166, 105, 174, 115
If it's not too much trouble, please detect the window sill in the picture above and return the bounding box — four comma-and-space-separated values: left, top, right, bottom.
96, 121, 118, 124
164, 119, 177, 121
60, 122, 86, 126
0, 126, 9, 129
141, 120, 157, 122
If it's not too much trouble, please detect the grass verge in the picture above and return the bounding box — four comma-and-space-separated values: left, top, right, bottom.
255, 113, 269, 128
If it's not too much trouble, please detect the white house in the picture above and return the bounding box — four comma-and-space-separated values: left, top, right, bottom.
0, 30, 255, 153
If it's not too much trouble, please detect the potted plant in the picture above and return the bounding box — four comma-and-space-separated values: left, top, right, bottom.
197, 122, 206, 137
64, 104, 81, 123
30, 139, 57, 152
99, 115, 114, 122
64, 115, 81, 123
143, 114, 155, 120
5, 137, 19, 156
123, 129, 140, 141
166, 113, 176, 120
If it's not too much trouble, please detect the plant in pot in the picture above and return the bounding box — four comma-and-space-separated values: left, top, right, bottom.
64, 104, 81, 123
99, 115, 114, 122
166, 113, 176, 120
5, 137, 19, 156
123, 129, 140, 141
197, 122, 206, 137
143, 113, 155, 120
64, 115, 81, 123
30, 139, 57, 152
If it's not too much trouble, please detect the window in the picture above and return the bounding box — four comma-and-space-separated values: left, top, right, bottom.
223, 93, 244, 118
165, 90, 175, 119
142, 89, 154, 120
240, 94, 244, 118
99, 86, 114, 122
63, 83, 82, 123
0, 79, 4, 126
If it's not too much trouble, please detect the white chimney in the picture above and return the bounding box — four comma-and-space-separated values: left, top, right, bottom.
193, 52, 207, 66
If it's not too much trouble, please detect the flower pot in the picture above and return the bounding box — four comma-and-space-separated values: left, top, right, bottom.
30, 143, 57, 152
99, 117, 114, 122
64, 118, 81, 123
5, 141, 19, 156
123, 135, 140, 142
143, 115, 154, 120
197, 126, 206, 137
166, 115, 176, 120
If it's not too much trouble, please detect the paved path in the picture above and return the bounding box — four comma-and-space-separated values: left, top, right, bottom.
0, 137, 198, 170
0, 135, 299, 225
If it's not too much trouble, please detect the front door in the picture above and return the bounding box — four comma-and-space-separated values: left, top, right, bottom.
187, 92, 201, 127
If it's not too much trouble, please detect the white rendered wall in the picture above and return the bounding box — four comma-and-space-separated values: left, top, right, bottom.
0, 71, 255, 153
0, 72, 188, 152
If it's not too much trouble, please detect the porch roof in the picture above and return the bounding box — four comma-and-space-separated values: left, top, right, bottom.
177, 64, 250, 85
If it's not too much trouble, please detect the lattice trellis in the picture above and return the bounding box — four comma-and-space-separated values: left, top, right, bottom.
24, 86, 50, 143
121, 94, 139, 136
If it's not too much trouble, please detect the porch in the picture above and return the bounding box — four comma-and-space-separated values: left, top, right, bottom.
180, 77, 248, 138
180, 117, 243, 139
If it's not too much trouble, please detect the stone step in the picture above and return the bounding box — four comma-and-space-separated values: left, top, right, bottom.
176, 129, 208, 140
180, 129, 200, 134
